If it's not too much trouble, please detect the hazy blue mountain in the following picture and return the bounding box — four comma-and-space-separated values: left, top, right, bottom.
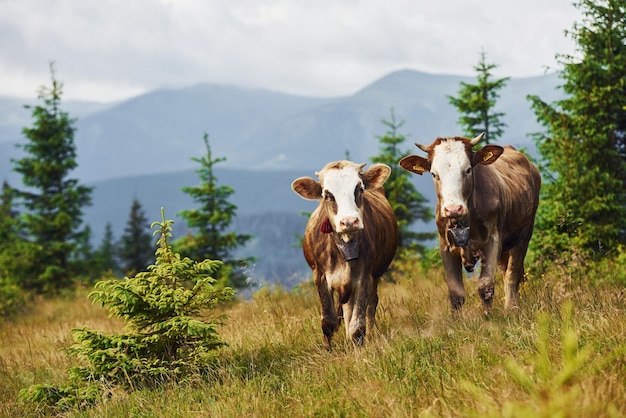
70, 70, 562, 183
0, 69, 564, 289
0, 97, 116, 184
71, 85, 334, 182
1, 69, 562, 184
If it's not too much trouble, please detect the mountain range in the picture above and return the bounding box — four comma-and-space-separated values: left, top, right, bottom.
0, 69, 564, 289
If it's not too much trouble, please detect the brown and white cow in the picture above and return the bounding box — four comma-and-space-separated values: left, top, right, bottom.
292, 161, 398, 348
399, 133, 540, 312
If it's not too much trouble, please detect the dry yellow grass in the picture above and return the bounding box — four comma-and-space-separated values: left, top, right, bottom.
1, 261, 625, 417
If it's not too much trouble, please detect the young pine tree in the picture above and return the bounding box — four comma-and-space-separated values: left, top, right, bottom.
175, 133, 253, 289
11, 63, 93, 293
371, 109, 434, 255
0, 181, 20, 245
0, 181, 27, 318
20, 210, 233, 411
527, 0, 626, 263
71, 225, 95, 279
448, 49, 509, 143
93, 222, 120, 276
118, 198, 154, 276
0, 181, 30, 282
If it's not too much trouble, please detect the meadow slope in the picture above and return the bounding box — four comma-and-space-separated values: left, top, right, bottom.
1, 259, 625, 417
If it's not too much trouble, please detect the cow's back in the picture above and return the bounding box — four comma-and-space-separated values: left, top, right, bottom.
472, 146, 541, 250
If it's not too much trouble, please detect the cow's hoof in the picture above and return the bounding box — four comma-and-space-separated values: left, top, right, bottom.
478, 285, 494, 303
323, 335, 333, 351
321, 318, 338, 341
450, 295, 466, 310
351, 329, 366, 346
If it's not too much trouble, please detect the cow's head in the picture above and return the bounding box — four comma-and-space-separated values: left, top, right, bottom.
291, 161, 391, 237
399, 133, 503, 246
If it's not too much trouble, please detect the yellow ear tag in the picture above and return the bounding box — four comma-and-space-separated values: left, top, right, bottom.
413, 165, 425, 172
483, 151, 494, 162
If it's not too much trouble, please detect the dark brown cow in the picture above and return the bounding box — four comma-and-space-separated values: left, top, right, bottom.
291, 161, 398, 348
399, 133, 541, 312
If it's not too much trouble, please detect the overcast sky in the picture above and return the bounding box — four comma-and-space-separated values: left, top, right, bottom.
0, 0, 581, 103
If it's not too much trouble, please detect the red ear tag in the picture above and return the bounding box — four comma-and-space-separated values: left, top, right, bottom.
320, 218, 333, 234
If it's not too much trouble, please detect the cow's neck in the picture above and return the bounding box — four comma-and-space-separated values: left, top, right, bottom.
333, 233, 360, 261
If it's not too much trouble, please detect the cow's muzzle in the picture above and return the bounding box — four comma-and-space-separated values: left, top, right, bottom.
338, 216, 361, 234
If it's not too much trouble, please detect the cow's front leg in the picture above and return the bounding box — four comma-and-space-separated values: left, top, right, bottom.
441, 246, 466, 310
314, 271, 338, 349
345, 275, 372, 346
501, 244, 528, 310
478, 234, 501, 314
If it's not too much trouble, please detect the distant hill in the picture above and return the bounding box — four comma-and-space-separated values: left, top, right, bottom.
1, 69, 564, 185
0, 69, 564, 289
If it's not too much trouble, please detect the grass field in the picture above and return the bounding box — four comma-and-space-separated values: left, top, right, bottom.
1, 260, 625, 417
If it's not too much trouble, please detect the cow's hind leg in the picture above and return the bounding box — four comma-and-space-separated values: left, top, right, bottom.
366, 276, 380, 332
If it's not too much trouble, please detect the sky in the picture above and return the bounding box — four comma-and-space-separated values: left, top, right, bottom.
0, 0, 582, 103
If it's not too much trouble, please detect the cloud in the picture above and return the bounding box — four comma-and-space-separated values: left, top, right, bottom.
0, 0, 580, 102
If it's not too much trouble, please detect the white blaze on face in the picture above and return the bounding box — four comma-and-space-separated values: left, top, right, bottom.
321, 165, 365, 234
430, 139, 472, 219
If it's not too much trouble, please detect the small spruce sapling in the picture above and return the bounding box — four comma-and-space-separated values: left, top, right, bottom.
20, 209, 234, 411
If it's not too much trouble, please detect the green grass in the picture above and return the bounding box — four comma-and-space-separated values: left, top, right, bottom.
1, 261, 625, 417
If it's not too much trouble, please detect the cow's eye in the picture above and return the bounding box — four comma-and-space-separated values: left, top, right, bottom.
464, 167, 472, 176
323, 191, 335, 201
431, 172, 440, 181
354, 185, 364, 205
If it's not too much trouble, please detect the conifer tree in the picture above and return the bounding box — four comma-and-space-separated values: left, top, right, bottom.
371, 109, 434, 254
176, 133, 253, 289
0, 181, 28, 284
20, 210, 233, 411
0, 181, 27, 317
448, 49, 509, 143
0, 181, 29, 280
0, 181, 20, 244
11, 63, 92, 292
72, 225, 95, 279
527, 0, 626, 262
118, 198, 153, 276
94, 222, 120, 276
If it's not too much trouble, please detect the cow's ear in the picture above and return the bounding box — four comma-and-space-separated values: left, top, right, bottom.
292, 177, 322, 200
363, 164, 391, 189
473, 145, 504, 166
399, 155, 430, 175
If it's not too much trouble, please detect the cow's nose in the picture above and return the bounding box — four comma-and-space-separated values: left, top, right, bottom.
444, 204, 465, 218
340, 217, 360, 231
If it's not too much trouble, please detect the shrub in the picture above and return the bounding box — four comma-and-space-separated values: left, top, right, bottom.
0, 278, 26, 320
19, 209, 234, 412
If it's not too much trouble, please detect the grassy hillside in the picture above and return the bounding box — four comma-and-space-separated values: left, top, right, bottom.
1, 258, 625, 417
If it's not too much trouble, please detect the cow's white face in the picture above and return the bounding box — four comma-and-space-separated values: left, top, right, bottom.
320, 165, 365, 234
291, 161, 391, 238
430, 139, 473, 220
398, 133, 504, 226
